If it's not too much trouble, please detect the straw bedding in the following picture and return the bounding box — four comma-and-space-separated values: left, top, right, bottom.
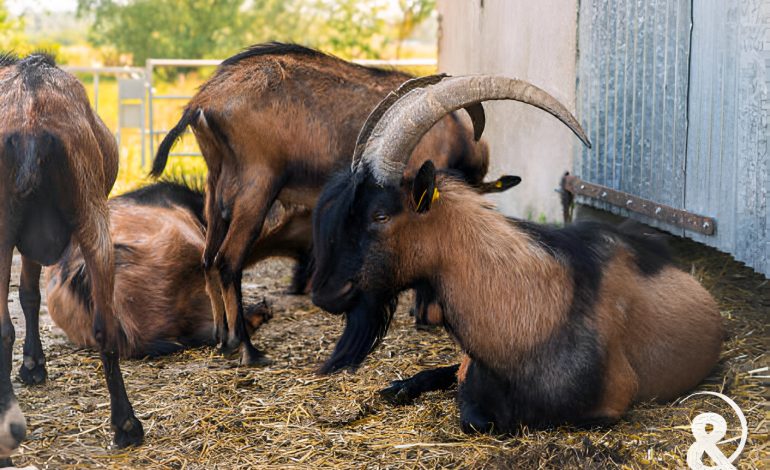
5, 236, 768, 469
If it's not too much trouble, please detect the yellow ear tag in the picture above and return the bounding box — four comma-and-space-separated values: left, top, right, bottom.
431, 188, 440, 202
495, 180, 503, 188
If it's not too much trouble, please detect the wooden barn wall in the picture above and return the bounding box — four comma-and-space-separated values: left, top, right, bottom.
576, 0, 770, 276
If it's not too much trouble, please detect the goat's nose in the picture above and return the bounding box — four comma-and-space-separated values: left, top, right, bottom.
9, 422, 25, 444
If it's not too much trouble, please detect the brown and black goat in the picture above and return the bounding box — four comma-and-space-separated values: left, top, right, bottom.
0, 53, 143, 461
311, 75, 723, 433
150, 43, 517, 366
46, 181, 273, 359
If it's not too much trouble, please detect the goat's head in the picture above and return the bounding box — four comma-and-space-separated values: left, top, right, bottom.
312, 74, 591, 371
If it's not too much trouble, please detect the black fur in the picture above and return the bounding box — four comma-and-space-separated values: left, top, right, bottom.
63, 243, 138, 312
0, 52, 18, 67
151, 108, 197, 177
314, 170, 409, 373
9, 133, 75, 265
69, 261, 92, 312
445, 111, 485, 186
514, 220, 672, 280
17, 53, 58, 91
311, 170, 360, 312
380, 364, 459, 405
220, 42, 392, 77
139, 340, 186, 358
221, 42, 327, 67
457, 316, 604, 432
318, 295, 397, 374
116, 180, 206, 226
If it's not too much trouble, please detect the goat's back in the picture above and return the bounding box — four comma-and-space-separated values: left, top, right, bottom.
187, 43, 486, 191
580, 227, 723, 402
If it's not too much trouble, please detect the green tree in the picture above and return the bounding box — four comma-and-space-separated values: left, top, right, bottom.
78, 0, 436, 65
394, 0, 435, 58
78, 0, 255, 64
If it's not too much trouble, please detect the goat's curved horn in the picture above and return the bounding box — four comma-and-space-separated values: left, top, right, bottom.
356, 75, 591, 186
351, 74, 487, 172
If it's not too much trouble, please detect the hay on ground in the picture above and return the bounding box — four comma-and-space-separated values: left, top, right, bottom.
5, 237, 768, 469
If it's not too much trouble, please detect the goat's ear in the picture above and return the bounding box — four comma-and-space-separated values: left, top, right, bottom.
412, 160, 438, 213
495, 175, 522, 191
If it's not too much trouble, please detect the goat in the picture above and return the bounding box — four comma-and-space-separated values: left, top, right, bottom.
150, 43, 517, 366
311, 75, 723, 432
0, 53, 143, 461
45, 181, 272, 359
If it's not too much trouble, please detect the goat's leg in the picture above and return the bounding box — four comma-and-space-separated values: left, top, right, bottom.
380, 364, 460, 405
411, 284, 443, 330
18, 257, 45, 385
582, 343, 637, 426
77, 208, 143, 448
202, 180, 229, 350
216, 181, 279, 366
287, 250, 312, 295
0, 245, 26, 459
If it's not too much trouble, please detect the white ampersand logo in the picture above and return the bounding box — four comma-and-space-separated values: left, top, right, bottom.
682, 391, 748, 470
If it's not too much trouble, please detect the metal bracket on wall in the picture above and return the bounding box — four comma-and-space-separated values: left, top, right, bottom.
561, 174, 716, 236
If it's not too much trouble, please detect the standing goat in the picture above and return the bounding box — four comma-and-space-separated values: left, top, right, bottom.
311, 75, 723, 432
0, 53, 143, 461
151, 43, 516, 365
46, 181, 273, 358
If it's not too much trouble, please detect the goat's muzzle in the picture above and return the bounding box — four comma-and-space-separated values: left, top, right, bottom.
312, 280, 356, 314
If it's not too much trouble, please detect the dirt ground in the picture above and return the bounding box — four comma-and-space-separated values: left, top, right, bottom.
4, 237, 769, 469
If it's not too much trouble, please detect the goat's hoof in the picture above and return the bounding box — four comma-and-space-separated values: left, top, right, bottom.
19, 362, 47, 385
219, 336, 241, 356
240, 348, 272, 367
113, 416, 144, 448
285, 286, 305, 296
379, 381, 415, 405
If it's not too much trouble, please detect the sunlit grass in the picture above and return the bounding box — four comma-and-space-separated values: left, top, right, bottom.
74, 73, 210, 196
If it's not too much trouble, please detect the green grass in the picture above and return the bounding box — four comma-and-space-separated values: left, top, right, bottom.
74, 74, 210, 196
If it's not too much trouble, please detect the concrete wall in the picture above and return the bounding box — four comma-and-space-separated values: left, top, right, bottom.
437, 0, 579, 221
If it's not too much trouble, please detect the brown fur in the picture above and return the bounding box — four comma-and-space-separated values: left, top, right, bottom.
46, 202, 208, 357
384, 176, 722, 418
46, 192, 273, 358
161, 44, 489, 360
0, 53, 142, 452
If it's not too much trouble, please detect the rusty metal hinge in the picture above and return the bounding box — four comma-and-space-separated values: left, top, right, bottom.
560, 174, 716, 235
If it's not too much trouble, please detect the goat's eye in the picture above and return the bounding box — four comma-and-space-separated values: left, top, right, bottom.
372, 212, 390, 223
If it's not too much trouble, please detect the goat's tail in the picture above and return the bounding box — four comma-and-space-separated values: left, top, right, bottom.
150, 107, 197, 177
3, 131, 62, 197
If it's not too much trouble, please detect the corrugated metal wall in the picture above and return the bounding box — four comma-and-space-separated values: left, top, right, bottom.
576, 0, 770, 276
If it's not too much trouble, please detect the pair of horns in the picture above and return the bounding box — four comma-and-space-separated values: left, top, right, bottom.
351, 74, 592, 186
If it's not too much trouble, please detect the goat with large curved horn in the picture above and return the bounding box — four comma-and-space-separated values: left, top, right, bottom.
312, 74, 721, 435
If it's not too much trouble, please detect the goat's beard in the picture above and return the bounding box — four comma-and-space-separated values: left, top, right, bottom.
317, 294, 397, 374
